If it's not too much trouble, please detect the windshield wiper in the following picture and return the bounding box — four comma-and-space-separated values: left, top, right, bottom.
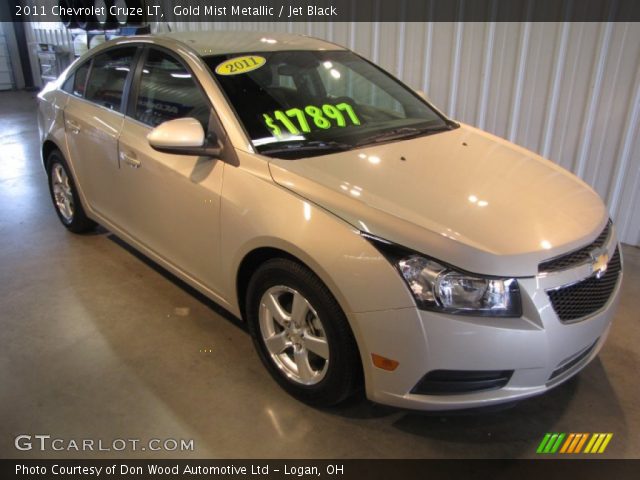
258, 140, 354, 157
355, 124, 453, 147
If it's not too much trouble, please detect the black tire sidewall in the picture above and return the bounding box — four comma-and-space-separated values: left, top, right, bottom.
246, 259, 361, 406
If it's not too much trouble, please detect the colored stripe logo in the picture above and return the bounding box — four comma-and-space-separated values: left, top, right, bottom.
537, 433, 613, 454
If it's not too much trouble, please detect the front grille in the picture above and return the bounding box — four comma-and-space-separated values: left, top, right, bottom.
548, 340, 598, 382
411, 370, 513, 395
547, 247, 621, 322
539, 221, 611, 273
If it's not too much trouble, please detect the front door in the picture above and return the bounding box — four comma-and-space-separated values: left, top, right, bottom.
116, 47, 224, 294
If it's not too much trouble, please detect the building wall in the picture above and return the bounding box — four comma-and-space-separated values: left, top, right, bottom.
25, 19, 640, 245
0, 23, 15, 90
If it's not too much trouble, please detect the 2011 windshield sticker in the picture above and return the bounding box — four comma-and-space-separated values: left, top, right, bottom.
215, 56, 266, 75
263, 103, 361, 136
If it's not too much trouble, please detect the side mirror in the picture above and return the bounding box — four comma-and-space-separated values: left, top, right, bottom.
147, 117, 221, 157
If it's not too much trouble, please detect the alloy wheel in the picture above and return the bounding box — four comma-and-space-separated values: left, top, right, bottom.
51, 163, 74, 223
258, 286, 330, 385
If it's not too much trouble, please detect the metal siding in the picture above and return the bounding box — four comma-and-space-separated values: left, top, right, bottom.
24, 20, 640, 246
0, 25, 14, 90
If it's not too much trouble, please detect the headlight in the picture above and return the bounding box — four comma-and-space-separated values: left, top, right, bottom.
397, 255, 521, 316
362, 234, 522, 317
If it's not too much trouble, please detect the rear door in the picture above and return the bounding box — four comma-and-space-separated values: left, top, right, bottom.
63, 46, 138, 222
116, 46, 225, 292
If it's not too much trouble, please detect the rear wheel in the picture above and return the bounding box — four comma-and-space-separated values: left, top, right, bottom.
46, 150, 96, 233
246, 258, 362, 406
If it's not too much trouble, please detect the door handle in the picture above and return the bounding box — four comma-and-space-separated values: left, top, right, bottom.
120, 151, 141, 169
65, 119, 81, 134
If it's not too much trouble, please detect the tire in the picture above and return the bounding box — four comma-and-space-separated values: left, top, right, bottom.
46, 150, 96, 233
76, 0, 102, 31
246, 258, 362, 406
58, 0, 80, 29
112, 0, 146, 26
94, 0, 119, 30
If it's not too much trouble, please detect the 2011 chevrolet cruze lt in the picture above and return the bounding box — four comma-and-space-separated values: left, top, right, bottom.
38, 32, 623, 410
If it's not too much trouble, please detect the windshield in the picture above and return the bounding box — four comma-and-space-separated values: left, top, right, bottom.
204, 50, 453, 159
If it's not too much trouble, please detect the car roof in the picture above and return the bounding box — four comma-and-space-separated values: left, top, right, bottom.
154, 31, 346, 56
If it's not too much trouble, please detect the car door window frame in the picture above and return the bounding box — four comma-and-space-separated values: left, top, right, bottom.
126, 45, 237, 165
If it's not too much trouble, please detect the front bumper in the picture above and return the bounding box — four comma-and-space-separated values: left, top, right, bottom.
354, 247, 623, 411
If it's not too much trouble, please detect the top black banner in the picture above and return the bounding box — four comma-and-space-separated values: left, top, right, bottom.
4, 0, 640, 23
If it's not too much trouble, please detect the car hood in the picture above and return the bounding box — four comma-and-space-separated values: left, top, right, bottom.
267, 123, 608, 277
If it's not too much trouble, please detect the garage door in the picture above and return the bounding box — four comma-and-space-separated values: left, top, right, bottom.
0, 32, 14, 90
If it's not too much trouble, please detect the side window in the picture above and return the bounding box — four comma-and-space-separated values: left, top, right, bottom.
134, 48, 210, 128
62, 61, 90, 98
85, 47, 136, 111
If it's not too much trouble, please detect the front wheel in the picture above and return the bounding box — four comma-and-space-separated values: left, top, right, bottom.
246, 258, 362, 406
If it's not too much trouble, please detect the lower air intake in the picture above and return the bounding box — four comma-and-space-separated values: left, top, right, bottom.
411, 369, 513, 396
548, 341, 598, 383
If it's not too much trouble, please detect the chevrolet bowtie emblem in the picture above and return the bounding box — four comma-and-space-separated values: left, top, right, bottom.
590, 248, 609, 279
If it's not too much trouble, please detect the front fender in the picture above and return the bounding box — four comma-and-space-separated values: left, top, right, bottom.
219, 152, 415, 319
